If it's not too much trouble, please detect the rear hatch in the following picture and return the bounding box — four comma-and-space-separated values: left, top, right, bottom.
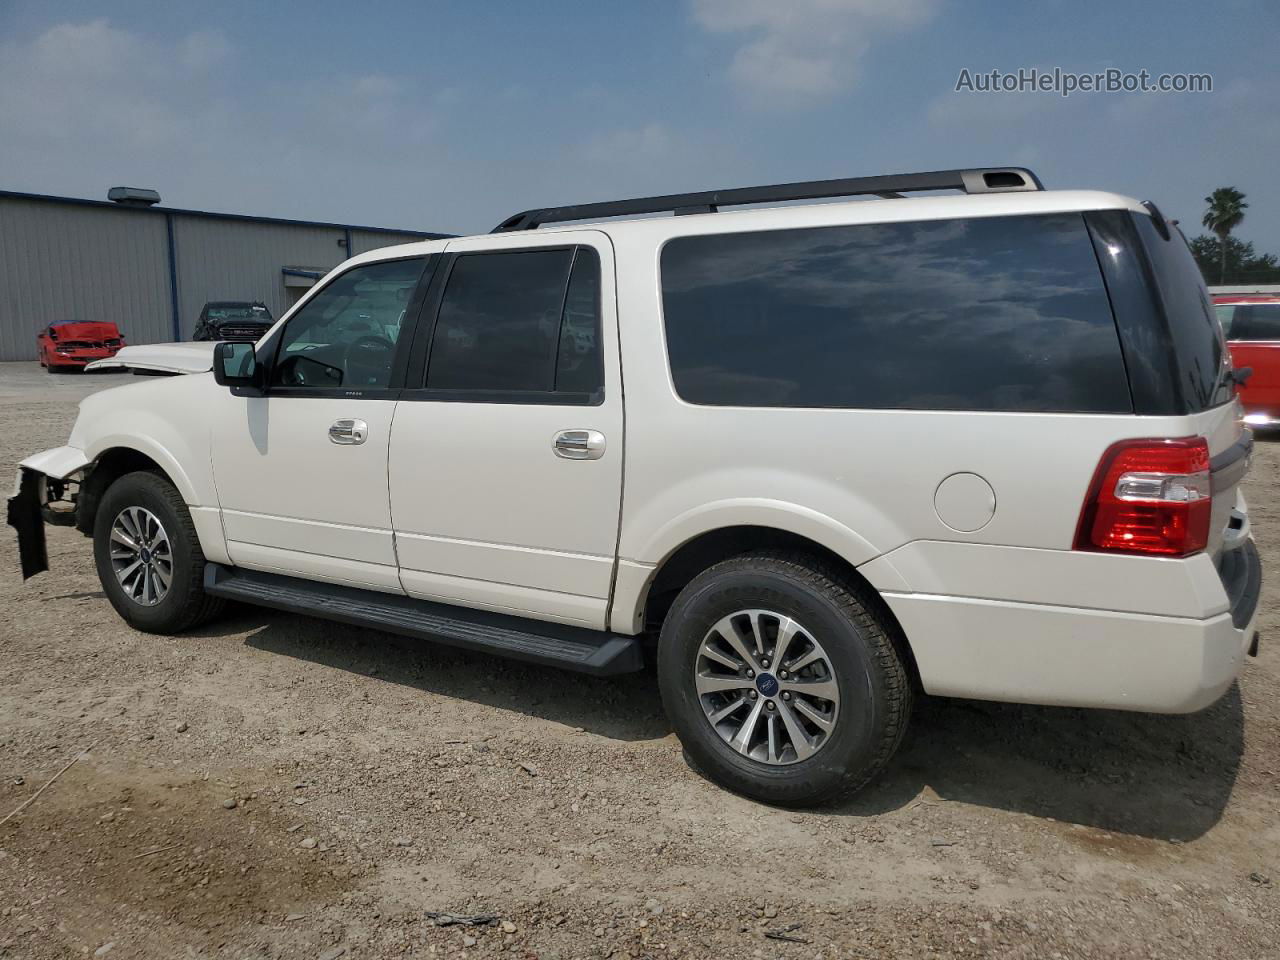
1088, 205, 1250, 562
1133, 210, 1248, 559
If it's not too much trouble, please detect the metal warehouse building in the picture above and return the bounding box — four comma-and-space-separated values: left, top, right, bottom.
0, 188, 446, 361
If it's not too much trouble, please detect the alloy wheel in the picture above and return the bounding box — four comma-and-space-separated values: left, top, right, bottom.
694, 609, 841, 765
109, 506, 173, 607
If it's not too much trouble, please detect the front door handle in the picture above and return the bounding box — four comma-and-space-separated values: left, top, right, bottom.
553, 429, 605, 460
329, 418, 368, 445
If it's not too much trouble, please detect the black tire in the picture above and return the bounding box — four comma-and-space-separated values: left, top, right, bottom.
93, 471, 225, 634
657, 551, 912, 807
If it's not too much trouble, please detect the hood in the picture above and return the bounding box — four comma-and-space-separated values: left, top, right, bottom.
84, 341, 217, 375
49, 322, 122, 339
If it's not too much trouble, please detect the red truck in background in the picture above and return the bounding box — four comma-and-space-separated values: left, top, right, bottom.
1213, 295, 1280, 428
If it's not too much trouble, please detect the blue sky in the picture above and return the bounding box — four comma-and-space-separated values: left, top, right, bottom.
2, 0, 1278, 248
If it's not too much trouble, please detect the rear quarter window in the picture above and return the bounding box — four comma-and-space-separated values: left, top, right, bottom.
1132, 215, 1233, 410
660, 213, 1131, 412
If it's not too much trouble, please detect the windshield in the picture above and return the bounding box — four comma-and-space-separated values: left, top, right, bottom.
208, 305, 272, 321
1217, 302, 1280, 341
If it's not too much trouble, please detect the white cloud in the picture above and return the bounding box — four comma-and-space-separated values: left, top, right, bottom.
692, 0, 940, 105
28, 18, 141, 76
0, 19, 188, 147
583, 123, 675, 164
0, 19, 451, 223
351, 73, 401, 99
179, 29, 231, 70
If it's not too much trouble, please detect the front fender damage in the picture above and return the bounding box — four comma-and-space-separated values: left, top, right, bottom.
8, 468, 49, 579
7, 448, 92, 580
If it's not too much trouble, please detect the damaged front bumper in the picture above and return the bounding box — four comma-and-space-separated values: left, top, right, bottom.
7, 447, 92, 580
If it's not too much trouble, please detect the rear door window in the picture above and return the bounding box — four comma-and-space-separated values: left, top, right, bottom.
423, 247, 603, 401
660, 213, 1130, 412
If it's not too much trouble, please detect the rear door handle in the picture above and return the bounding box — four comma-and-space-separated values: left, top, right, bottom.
329, 419, 368, 445
553, 429, 605, 460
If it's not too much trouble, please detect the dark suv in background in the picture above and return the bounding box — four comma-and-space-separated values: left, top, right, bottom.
191, 301, 274, 342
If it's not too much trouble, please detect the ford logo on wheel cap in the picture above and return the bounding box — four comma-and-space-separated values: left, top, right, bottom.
755, 673, 780, 698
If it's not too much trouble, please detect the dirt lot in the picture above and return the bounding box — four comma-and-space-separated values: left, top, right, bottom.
1, 361, 1277, 960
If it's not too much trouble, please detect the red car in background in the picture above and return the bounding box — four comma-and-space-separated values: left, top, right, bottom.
1213, 296, 1280, 428
36, 321, 126, 371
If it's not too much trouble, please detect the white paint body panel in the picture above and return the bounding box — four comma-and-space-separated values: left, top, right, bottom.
886, 596, 1254, 713
17, 445, 91, 482
211, 393, 402, 591
68, 373, 221, 507
85, 341, 217, 374
388, 231, 624, 629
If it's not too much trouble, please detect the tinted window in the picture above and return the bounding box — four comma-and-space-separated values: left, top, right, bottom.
661, 214, 1130, 412
426, 247, 603, 399
555, 248, 603, 394
1223, 303, 1280, 342
209, 304, 271, 320
272, 258, 424, 390
1133, 215, 1232, 411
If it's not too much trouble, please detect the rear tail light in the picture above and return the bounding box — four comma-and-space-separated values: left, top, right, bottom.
1074, 437, 1212, 557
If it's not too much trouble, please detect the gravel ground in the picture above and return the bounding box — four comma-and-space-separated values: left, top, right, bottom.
1, 361, 1277, 960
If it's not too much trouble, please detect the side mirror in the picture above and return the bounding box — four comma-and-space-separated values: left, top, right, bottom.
213, 341, 263, 392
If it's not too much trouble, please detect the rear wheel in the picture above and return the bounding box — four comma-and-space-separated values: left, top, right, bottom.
93, 471, 225, 633
658, 552, 912, 806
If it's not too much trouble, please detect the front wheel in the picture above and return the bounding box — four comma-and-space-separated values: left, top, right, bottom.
657, 552, 912, 807
93, 471, 225, 634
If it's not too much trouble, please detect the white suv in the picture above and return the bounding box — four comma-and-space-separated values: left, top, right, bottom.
9, 167, 1262, 806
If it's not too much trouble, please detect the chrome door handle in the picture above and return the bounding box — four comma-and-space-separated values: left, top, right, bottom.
329, 418, 368, 445
553, 429, 606, 460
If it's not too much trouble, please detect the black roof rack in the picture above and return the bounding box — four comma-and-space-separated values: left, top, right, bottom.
492, 166, 1043, 233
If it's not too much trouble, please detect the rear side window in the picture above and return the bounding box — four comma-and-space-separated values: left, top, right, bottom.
554, 249, 604, 394
660, 213, 1130, 412
1219, 303, 1280, 341
1132, 215, 1233, 411
425, 247, 603, 399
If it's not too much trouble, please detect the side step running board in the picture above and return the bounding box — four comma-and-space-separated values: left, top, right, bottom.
203, 564, 645, 676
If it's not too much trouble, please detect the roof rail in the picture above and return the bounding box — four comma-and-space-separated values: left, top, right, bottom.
491, 167, 1043, 233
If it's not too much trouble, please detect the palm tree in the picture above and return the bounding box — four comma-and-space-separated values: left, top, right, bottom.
1203, 187, 1248, 284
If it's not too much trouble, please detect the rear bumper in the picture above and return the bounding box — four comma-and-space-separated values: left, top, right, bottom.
880, 538, 1262, 714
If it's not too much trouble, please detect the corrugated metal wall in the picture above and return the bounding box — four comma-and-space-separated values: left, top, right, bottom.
170, 215, 349, 339
0, 197, 172, 360
0, 194, 437, 360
